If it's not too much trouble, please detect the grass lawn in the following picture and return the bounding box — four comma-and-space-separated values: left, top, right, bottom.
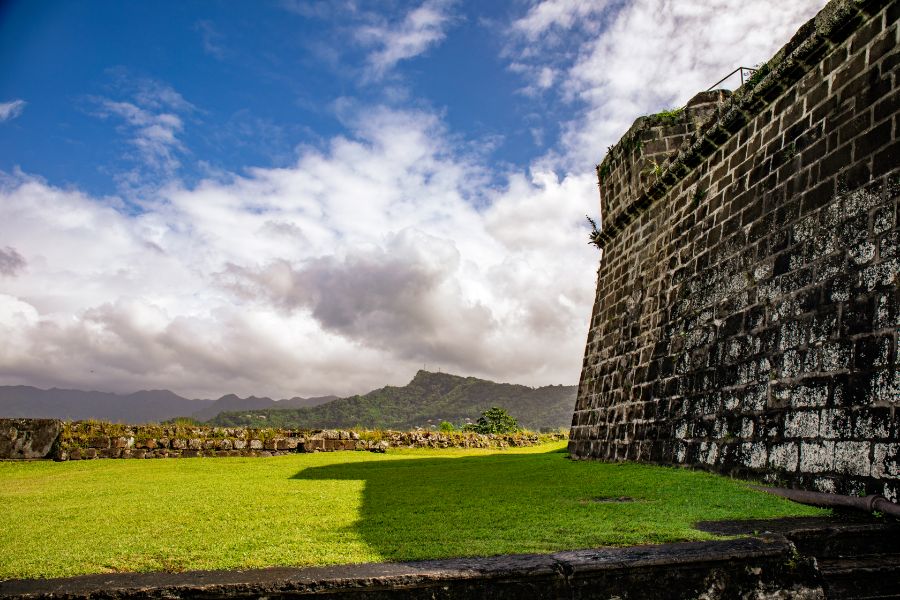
0, 442, 824, 579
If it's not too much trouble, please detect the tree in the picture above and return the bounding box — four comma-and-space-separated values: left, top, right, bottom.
472, 407, 519, 434
439, 421, 455, 432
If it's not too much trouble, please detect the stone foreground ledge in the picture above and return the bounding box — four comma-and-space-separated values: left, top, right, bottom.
0, 535, 822, 600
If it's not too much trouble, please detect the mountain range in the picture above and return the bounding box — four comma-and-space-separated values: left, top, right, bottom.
0, 371, 577, 430
208, 370, 576, 431
0, 386, 334, 423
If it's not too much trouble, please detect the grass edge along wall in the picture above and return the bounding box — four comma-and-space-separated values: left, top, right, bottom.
571, 0, 900, 500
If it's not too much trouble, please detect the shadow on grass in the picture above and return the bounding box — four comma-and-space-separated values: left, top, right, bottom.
291, 447, 818, 563
293, 448, 579, 562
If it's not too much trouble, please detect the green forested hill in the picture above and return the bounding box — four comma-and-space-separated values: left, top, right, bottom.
208, 370, 576, 431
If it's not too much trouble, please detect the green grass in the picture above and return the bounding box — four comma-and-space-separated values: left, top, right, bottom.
0, 443, 824, 579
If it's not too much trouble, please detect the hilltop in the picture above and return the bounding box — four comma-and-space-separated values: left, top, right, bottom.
189, 394, 337, 422
208, 370, 576, 430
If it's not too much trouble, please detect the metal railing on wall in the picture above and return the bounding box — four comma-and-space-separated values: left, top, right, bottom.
706, 66, 759, 91
670, 66, 761, 112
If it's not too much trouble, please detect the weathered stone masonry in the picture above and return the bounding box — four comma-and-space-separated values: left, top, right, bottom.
570, 0, 900, 500
0, 418, 560, 460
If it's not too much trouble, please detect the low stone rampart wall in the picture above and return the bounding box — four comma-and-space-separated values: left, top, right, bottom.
0, 419, 564, 461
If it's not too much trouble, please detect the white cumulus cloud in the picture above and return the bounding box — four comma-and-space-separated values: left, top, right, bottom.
96, 100, 185, 172
512, 0, 613, 41
508, 0, 825, 169
89, 79, 195, 184
356, 0, 457, 78
0, 100, 26, 123
0, 106, 598, 398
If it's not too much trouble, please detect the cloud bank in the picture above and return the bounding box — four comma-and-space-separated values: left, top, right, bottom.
0, 107, 597, 398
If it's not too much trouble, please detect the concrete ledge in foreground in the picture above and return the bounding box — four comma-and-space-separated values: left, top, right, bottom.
0, 535, 822, 600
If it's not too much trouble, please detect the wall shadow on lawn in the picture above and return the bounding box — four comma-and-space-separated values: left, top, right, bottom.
292, 447, 585, 562
290, 447, 801, 563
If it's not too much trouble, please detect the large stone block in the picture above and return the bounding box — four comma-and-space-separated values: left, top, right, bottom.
0, 418, 62, 459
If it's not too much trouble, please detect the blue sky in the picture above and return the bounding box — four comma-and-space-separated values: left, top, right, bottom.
0, 0, 556, 198
0, 0, 824, 398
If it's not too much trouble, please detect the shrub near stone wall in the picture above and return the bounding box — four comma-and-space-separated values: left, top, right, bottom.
54, 420, 565, 461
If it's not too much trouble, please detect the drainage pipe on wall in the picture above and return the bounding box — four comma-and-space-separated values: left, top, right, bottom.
755, 486, 900, 518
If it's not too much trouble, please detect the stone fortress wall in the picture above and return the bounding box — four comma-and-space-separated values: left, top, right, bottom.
570, 0, 899, 500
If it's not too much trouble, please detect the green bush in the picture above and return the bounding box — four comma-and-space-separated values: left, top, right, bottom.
471, 407, 519, 434
438, 421, 455, 432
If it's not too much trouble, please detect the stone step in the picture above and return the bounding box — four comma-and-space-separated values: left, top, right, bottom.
695, 518, 900, 598
819, 553, 900, 600
788, 522, 900, 559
